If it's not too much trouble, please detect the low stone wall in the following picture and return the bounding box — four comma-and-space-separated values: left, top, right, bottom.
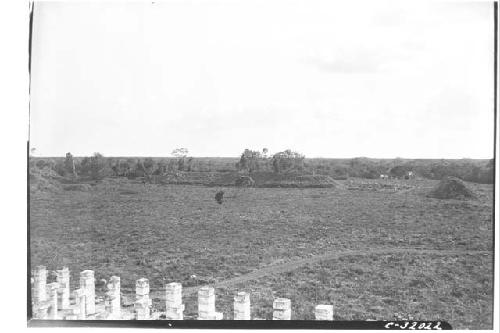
30, 265, 334, 321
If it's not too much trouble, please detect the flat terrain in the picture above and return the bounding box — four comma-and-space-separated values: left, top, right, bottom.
29, 177, 494, 327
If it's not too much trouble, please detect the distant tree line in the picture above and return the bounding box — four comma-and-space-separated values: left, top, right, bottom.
29, 148, 494, 184
303, 157, 494, 184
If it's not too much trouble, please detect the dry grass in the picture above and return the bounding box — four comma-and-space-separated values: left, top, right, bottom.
208, 252, 492, 328
29, 177, 493, 327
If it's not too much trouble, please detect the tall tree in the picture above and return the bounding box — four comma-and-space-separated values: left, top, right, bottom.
237, 149, 262, 173
172, 148, 189, 171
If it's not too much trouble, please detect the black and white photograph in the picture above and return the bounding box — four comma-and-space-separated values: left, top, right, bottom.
24, 0, 497, 329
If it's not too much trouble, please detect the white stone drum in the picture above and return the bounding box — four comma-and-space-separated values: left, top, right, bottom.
79, 270, 96, 315
135, 278, 151, 320
32, 266, 47, 306
273, 298, 291, 320
165, 282, 184, 320
315, 304, 334, 320
56, 267, 70, 310
197, 287, 222, 320
47, 282, 59, 319
233, 292, 251, 320
105, 276, 121, 318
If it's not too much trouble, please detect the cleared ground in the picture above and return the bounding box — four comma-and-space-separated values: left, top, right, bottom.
29, 177, 493, 327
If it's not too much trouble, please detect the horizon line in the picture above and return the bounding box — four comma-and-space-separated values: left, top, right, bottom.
29, 155, 494, 160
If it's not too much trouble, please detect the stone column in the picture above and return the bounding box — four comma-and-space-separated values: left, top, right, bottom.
73, 288, 86, 320
105, 276, 121, 319
315, 304, 333, 320
135, 278, 151, 320
32, 265, 47, 309
63, 310, 78, 321
165, 282, 184, 320
33, 301, 50, 319
197, 287, 223, 320
273, 298, 291, 320
56, 267, 70, 310
233, 292, 251, 320
63, 313, 78, 320
79, 270, 96, 315
47, 282, 59, 319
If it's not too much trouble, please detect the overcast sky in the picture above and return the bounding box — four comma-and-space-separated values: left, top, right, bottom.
30, 0, 494, 158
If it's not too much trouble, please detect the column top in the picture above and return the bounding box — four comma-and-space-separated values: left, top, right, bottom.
165, 282, 182, 289
234, 291, 250, 302
136, 278, 149, 286
315, 304, 333, 311
198, 286, 215, 297
273, 298, 291, 309
80, 270, 94, 277
110, 276, 120, 283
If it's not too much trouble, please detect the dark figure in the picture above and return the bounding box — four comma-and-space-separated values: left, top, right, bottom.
215, 190, 224, 204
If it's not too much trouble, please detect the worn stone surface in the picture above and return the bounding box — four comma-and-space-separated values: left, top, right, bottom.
198, 286, 221, 320
273, 298, 291, 320
47, 282, 59, 319
165, 282, 183, 320
315, 304, 333, 320
33, 301, 50, 319
73, 288, 86, 320
105, 276, 121, 318
135, 278, 151, 320
79, 270, 96, 315
234, 292, 251, 320
56, 267, 70, 310
32, 266, 47, 305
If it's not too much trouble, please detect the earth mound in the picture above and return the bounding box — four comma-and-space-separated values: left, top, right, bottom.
427, 177, 476, 200
152, 171, 342, 188
251, 172, 342, 188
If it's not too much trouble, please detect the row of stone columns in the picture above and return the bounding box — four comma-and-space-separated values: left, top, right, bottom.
129, 279, 333, 320
32, 266, 334, 320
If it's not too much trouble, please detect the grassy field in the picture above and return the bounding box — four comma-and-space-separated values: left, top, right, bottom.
207, 252, 493, 326
29, 177, 493, 327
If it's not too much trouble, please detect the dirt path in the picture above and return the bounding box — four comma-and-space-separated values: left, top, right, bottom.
146, 247, 491, 300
